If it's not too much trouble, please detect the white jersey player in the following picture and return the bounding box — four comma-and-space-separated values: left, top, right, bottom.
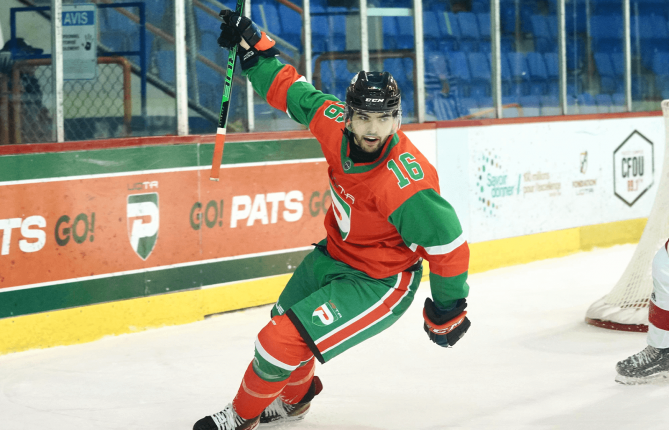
616, 239, 669, 384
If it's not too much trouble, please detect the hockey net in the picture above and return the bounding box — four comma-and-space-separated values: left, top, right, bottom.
585, 100, 669, 332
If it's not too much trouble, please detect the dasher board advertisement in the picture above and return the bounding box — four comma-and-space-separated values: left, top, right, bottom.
437, 116, 665, 243
0, 139, 329, 319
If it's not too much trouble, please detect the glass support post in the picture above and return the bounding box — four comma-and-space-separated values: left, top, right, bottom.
51, 0, 64, 142
304, 0, 312, 84
246, 0, 254, 131
557, 0, 567, 114
623, 0, 632, 112
360, 0, 370, 73
413, 0, 425, 123
490, 0, 502, 118
175, 0, 189, 135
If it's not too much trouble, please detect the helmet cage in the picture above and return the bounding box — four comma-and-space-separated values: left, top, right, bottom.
344, 105, 402, 138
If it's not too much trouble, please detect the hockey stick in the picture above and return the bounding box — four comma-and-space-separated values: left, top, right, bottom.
210, 0, 245, 181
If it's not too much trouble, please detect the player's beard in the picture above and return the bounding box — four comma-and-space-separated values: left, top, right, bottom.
353, 133, 389, 153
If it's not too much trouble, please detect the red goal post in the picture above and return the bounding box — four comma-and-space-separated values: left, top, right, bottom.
585, 100, 669, 331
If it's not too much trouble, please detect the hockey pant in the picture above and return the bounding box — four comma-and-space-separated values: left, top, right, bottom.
649, 241, 669, 348
233, 241, 422, 419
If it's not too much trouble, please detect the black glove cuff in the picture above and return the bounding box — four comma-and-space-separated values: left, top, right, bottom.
238, 46, 281, 71
424, 297, 467, 325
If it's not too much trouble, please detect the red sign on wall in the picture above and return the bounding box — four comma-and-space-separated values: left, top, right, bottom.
0, 161, 330, 289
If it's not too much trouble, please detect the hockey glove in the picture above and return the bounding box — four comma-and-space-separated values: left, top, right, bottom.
218, 10, 280, 70
423, 298, 471, 348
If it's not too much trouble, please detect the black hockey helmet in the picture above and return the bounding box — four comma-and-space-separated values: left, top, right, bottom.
344, 71, 402, 135
345, 71, 402, 112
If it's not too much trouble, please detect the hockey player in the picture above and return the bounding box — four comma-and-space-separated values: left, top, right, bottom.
193, 11, 471, 430
616, 239, 669, 384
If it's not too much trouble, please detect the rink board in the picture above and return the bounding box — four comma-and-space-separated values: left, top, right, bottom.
0, 138, 328, 318
0, 112, 663, 354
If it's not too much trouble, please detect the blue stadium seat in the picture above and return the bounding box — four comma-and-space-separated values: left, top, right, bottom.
457, 12, 480, 51
383, 16, 400, 50
564, 1, 587, 33
477, 13, 491, 40
436, 12, 461, 50
652, 52, 669, 91
594, 52, 617, 94
278, 5, 302, 50
318, 59, 337, 94
311, 15, 330, 53
526, 52, 548, 95
200, 31, 221, 62
468, 52, 491, 97
431, 94, 460, 120
471, 0, 487, 14
506, 52, 531, 95
447, 51, 472, 94
540, 94, 561, 116
595, 93, 613, 113
530, 14, 553, 53
577, 93, 598, 114
459, 97, 479, 116
253, 3, 282, 36
499, 7, 516, 35
195, 6, 216, 30
425, 51, 449, 84
401, 86, 415, 116
423, 11, 442, 47
396, 17, 415, 49
519, 95, 541, 117
610, 52, 624, 77
384, 58, 409, 88
612, 93, 625, 112
593, 0, 622, 15
590, 15, 623, 53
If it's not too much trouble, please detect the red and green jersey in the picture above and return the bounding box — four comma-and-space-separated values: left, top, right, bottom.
244, 58, 469, 307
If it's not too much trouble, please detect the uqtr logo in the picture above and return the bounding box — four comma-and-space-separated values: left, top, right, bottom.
127, 193, 159, 260
312, 301, 341, 326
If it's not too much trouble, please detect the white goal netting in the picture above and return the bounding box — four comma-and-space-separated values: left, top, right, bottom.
585, 100, 669, 331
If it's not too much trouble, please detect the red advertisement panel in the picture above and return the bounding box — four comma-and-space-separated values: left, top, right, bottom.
0, 162, 330, 289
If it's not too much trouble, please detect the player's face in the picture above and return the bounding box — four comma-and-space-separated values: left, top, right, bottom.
349, 110, 395, 153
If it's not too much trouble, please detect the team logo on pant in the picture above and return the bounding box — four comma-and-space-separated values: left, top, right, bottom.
127, 193, 159, 260
312, 301, 342, 326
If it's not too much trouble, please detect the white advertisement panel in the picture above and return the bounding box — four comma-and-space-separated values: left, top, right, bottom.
436, 116, 665, 243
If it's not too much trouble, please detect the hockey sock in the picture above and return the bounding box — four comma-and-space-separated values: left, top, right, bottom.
232, 314, 314, 419
279, 358, 315, 405
232, 362, 285, 420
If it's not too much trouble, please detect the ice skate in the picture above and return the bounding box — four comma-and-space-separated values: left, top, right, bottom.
193, 403, 259, 430
259, 376, 323, 425
615, 345, 669, 385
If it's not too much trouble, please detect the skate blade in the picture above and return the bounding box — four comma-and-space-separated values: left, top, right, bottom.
259, 415, 306, 427
615, 371, 669, 385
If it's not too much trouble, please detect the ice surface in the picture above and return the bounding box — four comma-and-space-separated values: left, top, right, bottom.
2, 244, 669, 430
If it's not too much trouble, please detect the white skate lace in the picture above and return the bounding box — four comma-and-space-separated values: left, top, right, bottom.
211, 404, 246, 430
263, 397, 291, 419
629, 346, 660, 367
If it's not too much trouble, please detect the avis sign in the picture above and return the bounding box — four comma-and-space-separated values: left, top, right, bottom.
613, 131, 654, 207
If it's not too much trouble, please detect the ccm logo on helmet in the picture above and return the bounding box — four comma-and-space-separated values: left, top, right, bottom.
365, 98, 384, 102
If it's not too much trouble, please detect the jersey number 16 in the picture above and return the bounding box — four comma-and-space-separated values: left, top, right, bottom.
387, 153, 424, 189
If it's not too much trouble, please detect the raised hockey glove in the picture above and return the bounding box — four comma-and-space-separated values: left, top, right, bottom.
423, 298, 471, 348
218, 10, 280, 70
